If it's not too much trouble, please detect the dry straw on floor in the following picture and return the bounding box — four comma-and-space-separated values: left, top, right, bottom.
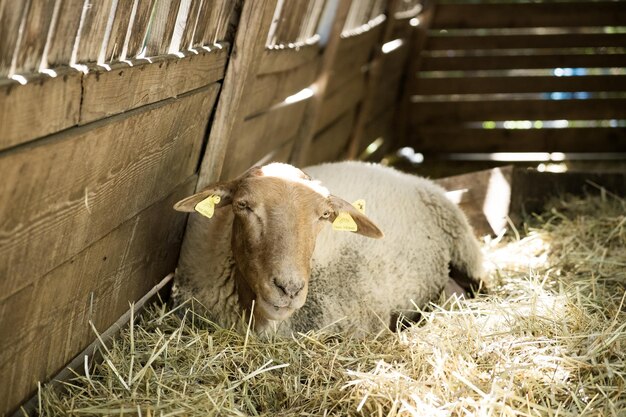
38, 192, 625, 416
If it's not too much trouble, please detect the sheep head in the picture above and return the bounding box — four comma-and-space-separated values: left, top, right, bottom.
174, 163, 383, 324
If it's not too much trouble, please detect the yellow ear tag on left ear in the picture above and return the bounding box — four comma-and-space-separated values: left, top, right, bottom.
195, 194, 221, 218
352, 199, 366, 214
332, 211, 358, 232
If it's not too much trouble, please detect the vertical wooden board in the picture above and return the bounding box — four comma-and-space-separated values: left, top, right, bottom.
179, 0, 202, 50
0, 71, 82, 151
192, 0, 213, 48
0, 1, 28, 77
0, 179, 194, 416
317, 71, 365, 131
103, 0, 135, 62
125, 0, 155, 58
81, 49, 227, 123
75, 0, 114, 63
196, 0, 278, 187
307, 108, 356, 165
46, 0, 85, 68
144, 0, 182, 57
12, 0, 56, 75
0, 85, 217, 301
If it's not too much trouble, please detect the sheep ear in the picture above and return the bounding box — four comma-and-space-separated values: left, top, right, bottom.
329, 196, 384, 239
173, 185, 234, 213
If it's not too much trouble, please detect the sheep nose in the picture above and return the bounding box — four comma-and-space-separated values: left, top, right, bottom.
273, 277, 304, 298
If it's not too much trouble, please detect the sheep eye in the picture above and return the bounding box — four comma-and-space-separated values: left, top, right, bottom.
235, 200, 248, 210
320, 210, 332, 219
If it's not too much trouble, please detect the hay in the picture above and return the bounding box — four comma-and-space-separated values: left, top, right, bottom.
39, 193, 626, 416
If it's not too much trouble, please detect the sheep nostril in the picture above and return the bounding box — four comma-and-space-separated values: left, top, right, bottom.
273, 278, 288, 296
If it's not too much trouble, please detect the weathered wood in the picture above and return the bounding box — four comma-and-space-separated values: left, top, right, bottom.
307, 108, 356, 165
75, 0, 114, 64
360, 107, 394, 152
12, 0, 56, 75
244, 59, 319, 117
409, 126, 626, 153
192, 0, 216, 48
258, 43, 320, 75
0, 180, 193, 416
197, 0, 279, 187
46, 0, 84, 68
144, 0, 182, 57
103, 0, 135, 62
290, 0, 352, 166
410, 98, 626, 124
81, 47, 227, 123
420, 53, 626, 72
367, 71, 403, 122
0, 70, 81, 151
221, 99, 309, 179
179, 0, 202, 50
0, 86, 217, 301
430, 1, 626, 29
416, 74, 626, 95
253, 136, 296, 169
318, 71, 365, 132
425, 33, 626, 51
125, 0, 155, 58
0, 1, 28, 77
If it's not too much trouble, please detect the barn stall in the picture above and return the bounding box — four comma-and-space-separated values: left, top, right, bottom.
0, 0, 624, 415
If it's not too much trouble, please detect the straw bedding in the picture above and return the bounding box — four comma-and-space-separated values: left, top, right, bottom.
38, 193, 626, 416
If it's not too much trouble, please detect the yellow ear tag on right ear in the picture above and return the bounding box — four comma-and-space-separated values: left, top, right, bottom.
332, 211, 358, 232
195, 194, 221, 218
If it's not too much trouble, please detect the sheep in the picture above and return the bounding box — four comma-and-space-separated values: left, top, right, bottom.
173, 161, 484, 336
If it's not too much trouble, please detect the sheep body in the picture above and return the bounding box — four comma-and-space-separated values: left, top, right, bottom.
174, 161, 483, 335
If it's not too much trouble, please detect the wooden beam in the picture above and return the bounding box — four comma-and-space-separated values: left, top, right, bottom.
430, 1, 626, 29
0, 85, 218, 302
409, 126, 626, 153
81, 47, 228, 124
0, 69, 82, 151
409, 97, 626, 124
196, 0, 279, 186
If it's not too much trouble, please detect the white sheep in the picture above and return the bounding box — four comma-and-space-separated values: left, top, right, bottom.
173, 161, 484, 335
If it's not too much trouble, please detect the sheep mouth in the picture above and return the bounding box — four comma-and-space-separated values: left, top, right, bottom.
256, 297, 297, 321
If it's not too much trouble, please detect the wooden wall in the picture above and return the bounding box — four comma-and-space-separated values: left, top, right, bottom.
402, 0, 626, 155
0, 0, 420, 414
0, 0, 237, 414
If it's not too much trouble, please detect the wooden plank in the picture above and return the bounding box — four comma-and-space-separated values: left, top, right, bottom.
307, 108, 356, 165
258, 43, 320, 75
416, 74, 626, 95
0, 179, 193, 416
252, 137, 296, 169
426, 33, 626, 51
197, 0, 279, 187
0, 86, 217, 301
81, 47, 228, 123
327, 26, 380, 93
179, 0, 202, 50
430, 1, 626, 29
144, 0, 182, 57
12, 0, 56, 75
360, 108, 394, 150
103, 0, 135, 62
125, 0, 155, 58
409, 126, 626, 153
0, 1, 28, 77
420, 53, 626, 72
0, 70, 81, 151
221, 99, 309, 179
74, 0, 114, 64
244, 59, 319, 118
46, 0, 85, 68
410, 98, 626, 124
318, 71, 366, 131
367, 71, 403, 121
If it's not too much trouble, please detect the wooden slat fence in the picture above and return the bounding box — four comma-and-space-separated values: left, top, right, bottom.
403, 0, 626, 154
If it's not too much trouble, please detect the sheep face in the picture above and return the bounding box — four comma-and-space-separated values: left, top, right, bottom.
174, 163, 383, 324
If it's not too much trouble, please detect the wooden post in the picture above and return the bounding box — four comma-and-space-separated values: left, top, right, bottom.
196, 0, 278, 188
290, 0, 352, 167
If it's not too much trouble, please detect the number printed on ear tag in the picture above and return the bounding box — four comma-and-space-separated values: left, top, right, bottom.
195, 194, 221, 218
352, 199, 365, 214
332, 211, 358, 232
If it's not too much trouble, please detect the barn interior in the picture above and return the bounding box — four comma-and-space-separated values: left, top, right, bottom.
0, 0, 625, 415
